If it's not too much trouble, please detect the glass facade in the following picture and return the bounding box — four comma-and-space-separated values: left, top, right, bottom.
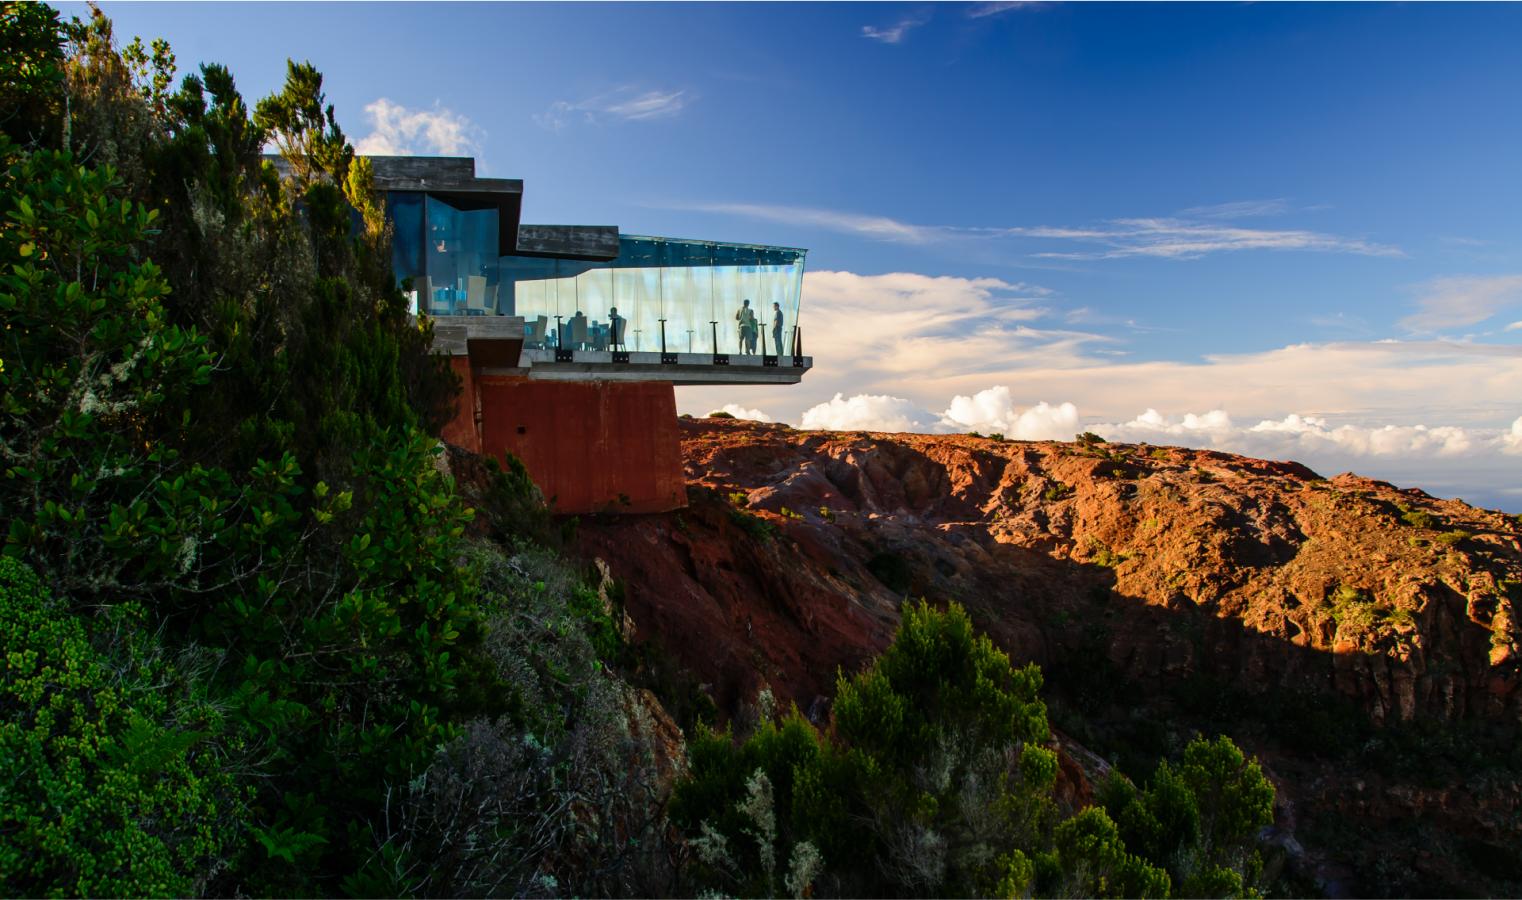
387, 191, 806, 356
501, 236, 805, 355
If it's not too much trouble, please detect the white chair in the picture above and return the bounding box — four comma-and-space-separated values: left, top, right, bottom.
464, 276, 491, 315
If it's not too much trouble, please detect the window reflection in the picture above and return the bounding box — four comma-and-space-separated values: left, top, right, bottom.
384, 194, 808, 355
385, 193, 424, 314
501, 236, 806, 355
425, 196, 500, 316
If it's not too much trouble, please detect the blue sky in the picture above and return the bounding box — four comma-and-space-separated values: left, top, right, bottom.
67, 2, 1522, 509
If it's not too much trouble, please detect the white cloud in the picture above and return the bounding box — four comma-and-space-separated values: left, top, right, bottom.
862, 16, 927, 43
1506, 416, 1522, 454
710, 403, 773, 423
1400, 274, 1522, 333
1016, 217, 1401, 260
1090, 408, 1522, 507
353, 99, 484, 157
1177, 199, 1291, 219
681, 203, 940, 243
1096, 409, 1487, 458
535, 87, 689, 131
1506, 321, 1522, 332
676, 267, 1522, 508
674, 203, 1399, 260
967, 1, 1041, 17
799, 393, 929, 432
937, 388, 1079, 440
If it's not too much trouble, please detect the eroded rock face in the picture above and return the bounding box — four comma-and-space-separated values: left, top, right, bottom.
573, 419, 1522, 896
580, 419, 1522, 728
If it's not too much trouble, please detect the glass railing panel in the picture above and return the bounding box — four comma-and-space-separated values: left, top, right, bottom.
495, 234, 806, 358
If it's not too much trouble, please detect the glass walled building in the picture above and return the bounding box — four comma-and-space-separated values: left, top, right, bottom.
380, 163, 807, 360
359, 155, 811, 516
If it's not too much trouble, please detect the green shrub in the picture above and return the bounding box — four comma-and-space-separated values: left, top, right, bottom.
1077, 432, 1107, 446
1044, 481, 1076, 502
1101, 735, 1274, 897
0, 557, 244, 897
1434, 529, 1471, 546
707, 409, 737, 419
676, 602, 1065, 897
1088, 537, 1132, 569
1400, 508, 1436, 529
729, 507, 777, 542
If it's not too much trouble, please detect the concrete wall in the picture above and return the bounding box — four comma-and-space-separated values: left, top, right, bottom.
470, 377, 686, 515
441, 356, 481, 453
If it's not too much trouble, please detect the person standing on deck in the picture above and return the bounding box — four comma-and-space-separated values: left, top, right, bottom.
735, 299, 758, 353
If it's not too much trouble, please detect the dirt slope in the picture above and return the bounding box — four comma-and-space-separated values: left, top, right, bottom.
575, 418, 1522, 896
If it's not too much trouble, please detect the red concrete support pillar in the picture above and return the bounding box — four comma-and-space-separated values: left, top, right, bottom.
476, 378, 686, 514
440, 356, 481, 453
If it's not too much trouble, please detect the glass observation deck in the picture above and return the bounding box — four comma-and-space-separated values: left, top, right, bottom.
387, 191, 806, 358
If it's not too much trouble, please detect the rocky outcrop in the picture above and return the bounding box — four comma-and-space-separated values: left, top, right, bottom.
575, 418, 1522, 897
581, 419, 1522, 728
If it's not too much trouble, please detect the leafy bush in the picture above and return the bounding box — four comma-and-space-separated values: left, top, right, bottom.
354, 545, 674, 898
675, 602, 1183, 898
1100, 735, 1275, 897
0, 557, 244, 897
707, 409, 738, 419
0, 9, 616, 892
1399, 507, 1437, 529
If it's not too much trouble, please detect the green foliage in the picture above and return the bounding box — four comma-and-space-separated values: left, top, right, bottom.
1397, 504, 1437, 529
1434, 529, 1471, 546
0, 9, 562, 893
1102, 735, 1275, 898
728, 505, 778, 542
1050, 807, 1171, 898
1088, 537, 1132, 568
0, 1, 66, 145
672, 711, 830, 897
707, 409, 738, 419
1044, 480, 1076, 502
1077, 431, 1108, 445
676, 603, 1099, 898
0, 557, 244, 896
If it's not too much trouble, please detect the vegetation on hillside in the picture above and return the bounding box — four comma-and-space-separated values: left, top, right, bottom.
674, 603, 1272, 898
0, 4, 1278, 896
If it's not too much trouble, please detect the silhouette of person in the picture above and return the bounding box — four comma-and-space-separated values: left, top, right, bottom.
735, 299, 758, 353
771, 302, 785, 354
608, 305, 626, 349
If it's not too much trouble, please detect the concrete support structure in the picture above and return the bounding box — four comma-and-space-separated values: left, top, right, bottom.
436, 317, 809, 515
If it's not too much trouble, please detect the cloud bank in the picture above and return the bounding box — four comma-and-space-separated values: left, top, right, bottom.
776, 388, 1522, 509
679, 269, 1522, 509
